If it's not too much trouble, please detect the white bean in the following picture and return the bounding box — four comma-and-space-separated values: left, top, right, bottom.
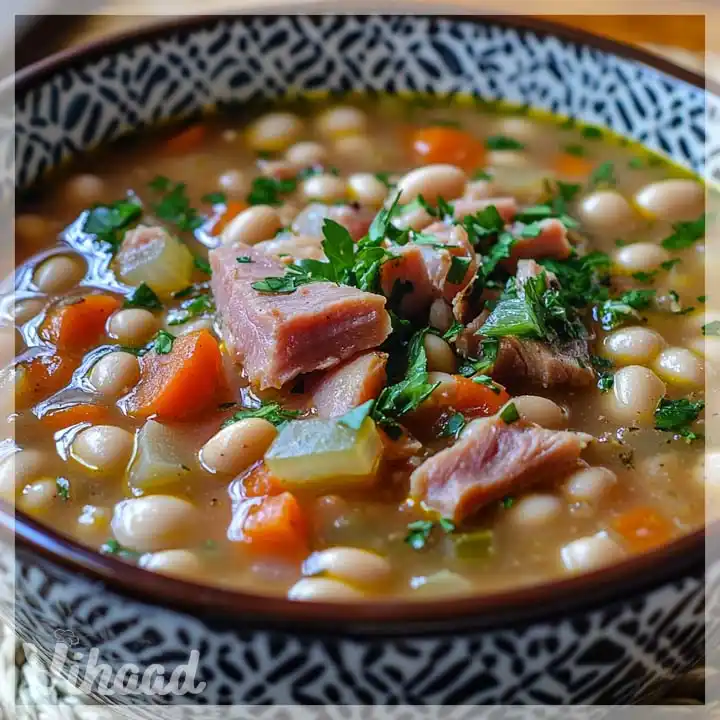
65, 174, 105, 207
33, 255, 86, 293
511, 395, 567, 429
0, 449, 50, 501
285, 141, 327, 167
200, 418, 277, 475
634, 179, 704, 222
17, 479, 58, 515
332, 135, 379, 166
396, 164, 467, 204
608, 365, 666, 427
247, 112, 303, 152
303, 547, 391, 588
561, 532, 625, 573
492, 116, 539, 145
486, 150, 533, 169
347, 173, 387, 206
217, 169, 248, 198
315, 106, 367, 138
563, 466, 617, 505
141, 549, 202, 578
423, 333, 456, 374
89, 352, 140, 397
302, 174, 346, 203
509, 494, 564, 528
221, 205, 282, 246
652, 347, 704, 388
613, 242, 671, 275
429, 298, 453, 333
603, 327, 666, 366
287, 577, 364, 601
71, 425, 134, 473
107, 308, 158, 345
112, 496, 199, 553
579, 191, 637, 235
12, 297, 45, 325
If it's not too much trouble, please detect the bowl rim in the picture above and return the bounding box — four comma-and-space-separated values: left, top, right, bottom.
8, 12, 711, 635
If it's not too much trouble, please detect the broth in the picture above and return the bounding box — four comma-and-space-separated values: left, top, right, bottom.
5, 96, 708, 600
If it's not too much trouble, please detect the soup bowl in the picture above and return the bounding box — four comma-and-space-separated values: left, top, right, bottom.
3, 13, 719, 708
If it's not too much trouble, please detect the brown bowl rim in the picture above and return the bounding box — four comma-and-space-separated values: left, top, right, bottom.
8, 12, 711, 636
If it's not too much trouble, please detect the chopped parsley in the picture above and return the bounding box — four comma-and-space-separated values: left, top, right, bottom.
631, 270, 658, 284
372, 329, 440, 437
595, 289, 655, 331
563, 144, 586, 157
194, 256, 212, 275
122, 282, 162, 311
471, 170, 494, 181
591, 355, 615, 393
458, 338, 500, 377
222, 401, 302, 428
149, 178, 203, 232
499, 402, 519, 424
588, 161, 616, 189
374, 172, 394, 188
472, 375, 502, 393
437, 411, 466, 439
654, 397, 704, 442
442, 320, 465, 343
82, 198, 142, 252
152, 329, 175, 355
447, 256, 471, 284
55, 477, 70, 501
337, 400, 374, 431
580, 126, 603, 140
167, 293, 215, 326
501, 496, 514, 510
201, 191, 226, 205
100, 539, 142, 561
661, 214, 705, 250
661, 258, 681, 272
485, 135, 525, 151
246, 176, 297, 206
237, 256, 253, 263
404, 517, 455, 551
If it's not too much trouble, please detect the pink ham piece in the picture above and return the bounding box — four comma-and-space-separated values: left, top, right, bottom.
410, 416, 589, 523
309, 351, 388, 418
210, 244, 392, 389
379, 245, 435, 317
452, 196, 517, 224
507, 218, 572, 267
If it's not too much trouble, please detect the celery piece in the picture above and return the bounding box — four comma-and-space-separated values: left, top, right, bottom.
265, 416, 382, 489
453, 529, 495, 560
128, 420, 190, 490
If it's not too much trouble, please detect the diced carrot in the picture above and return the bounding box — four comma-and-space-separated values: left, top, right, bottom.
241, 492, 308, 556
126, 329, 223, 421
40, 295, 121, 353
243, 463, 284, 498
452, 376, 510, 415
15, 352, 77, 407
412, 126, 485, 170
40, 403, 110, 431
208, 200, 248, 237
163, 124, 206, 155
612, 507, 675, 552
554, 152, 595, 179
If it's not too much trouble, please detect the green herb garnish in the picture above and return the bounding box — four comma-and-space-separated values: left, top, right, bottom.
246, 176, 297, 206
167, 294, 215, 326
222, 401, 302, 428
499, 402, 519, 424
563, 144, 586, 157
123, 283, 162, 311
580, 126, 603, 140
237, 256, 253, 263
654, 397, 704, 442
202, 191, 226, 205
437, 411, 466, 439
404, 517, 455, 551
55, 477, 70, 501
661, 214, 705, 250
150, 178, 203, 232
152, 329, 175, 355
100, 539, 142, 561
485, 135, 525, 151
82, 199, 142, 252
588, 161, 616, 189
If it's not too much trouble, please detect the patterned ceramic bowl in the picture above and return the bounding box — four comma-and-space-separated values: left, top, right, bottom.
4, 13, 719, 709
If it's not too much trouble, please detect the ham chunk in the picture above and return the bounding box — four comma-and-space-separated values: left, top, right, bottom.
309, 351, 388, 418
493, 337, 594, 389
508, 218, 572, 267
379, 245, 434, 317
452, 197, 517, 224
210, 245, 392, 389
410, 416, 589, 522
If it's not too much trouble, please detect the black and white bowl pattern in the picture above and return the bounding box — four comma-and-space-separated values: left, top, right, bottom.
6, 14, 719, 707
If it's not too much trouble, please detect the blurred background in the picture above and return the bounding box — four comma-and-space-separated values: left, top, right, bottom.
13, 12, 715, 81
